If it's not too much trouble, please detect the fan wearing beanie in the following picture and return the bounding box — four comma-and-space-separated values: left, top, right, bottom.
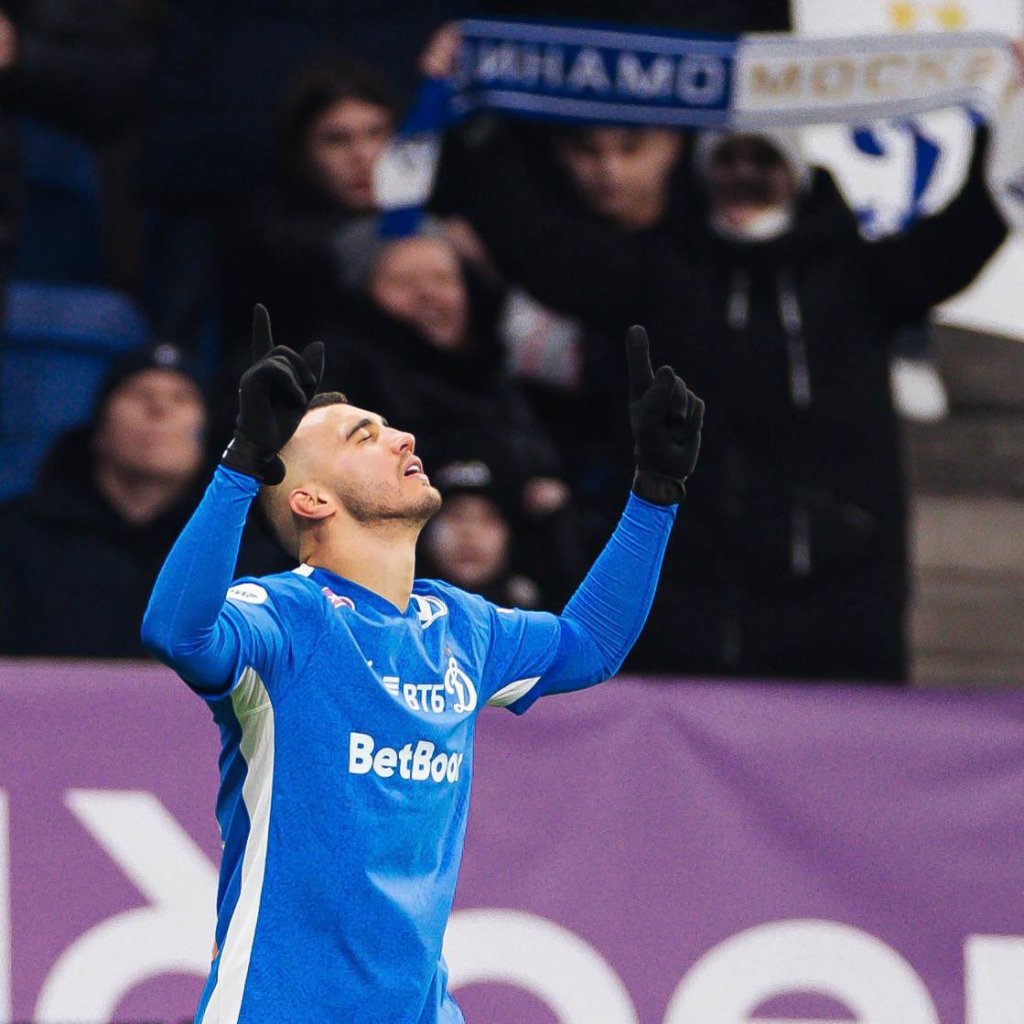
0, 345, 211, 657
694, 128, 809, 242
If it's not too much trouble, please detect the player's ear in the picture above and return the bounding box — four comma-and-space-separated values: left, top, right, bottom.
288, 486, 335, 522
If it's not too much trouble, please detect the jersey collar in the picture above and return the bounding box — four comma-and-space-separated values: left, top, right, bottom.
296, 563, 412, 618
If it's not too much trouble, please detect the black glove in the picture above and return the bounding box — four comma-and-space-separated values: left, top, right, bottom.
221, 304, 325, 484
626, 324, 704, 505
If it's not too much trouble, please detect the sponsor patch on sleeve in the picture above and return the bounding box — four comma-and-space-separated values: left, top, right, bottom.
226, 583, 269, 605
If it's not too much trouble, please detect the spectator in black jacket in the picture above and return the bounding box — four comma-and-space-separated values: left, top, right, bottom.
140, 0, 445, 213
452, 120, 1007, 683
0, 345, 284, 657
0, 346, 206, 656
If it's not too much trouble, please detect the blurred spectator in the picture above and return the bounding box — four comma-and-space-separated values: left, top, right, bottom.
0, 0, 159, 294
430, 18, 694, 543
317, 221, 570, 524
220, 57, 400, 347
139, 0, 455, 346
453, 117, 1007, 682
419, 458, 584, 610
141, 0, 450, 209
531, 123, 690, 531
0, 344, 282, 657
445, 122, 689, 390
552, 126, 685, 231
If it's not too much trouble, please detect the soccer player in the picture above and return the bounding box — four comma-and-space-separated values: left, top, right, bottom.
141, 305, 703, 1023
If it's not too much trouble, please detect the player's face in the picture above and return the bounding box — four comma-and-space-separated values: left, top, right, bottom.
93, 369, 206, 482
294, 403, 441, 525
555, 126, 682, 228
304, 99, 393, 212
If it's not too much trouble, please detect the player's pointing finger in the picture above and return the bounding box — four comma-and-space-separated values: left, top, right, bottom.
626, 324, 655, 401
252, 303, 274, 363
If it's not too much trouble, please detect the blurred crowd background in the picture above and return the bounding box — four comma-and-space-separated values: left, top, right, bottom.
0, 0, 1018, 685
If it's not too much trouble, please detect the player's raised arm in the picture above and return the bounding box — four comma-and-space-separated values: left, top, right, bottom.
140, 306, 323, 692
483, 326, 704, 710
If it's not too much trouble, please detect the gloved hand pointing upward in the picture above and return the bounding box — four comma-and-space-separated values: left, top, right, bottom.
221, 304, 325, 484
627, 325, 704, 506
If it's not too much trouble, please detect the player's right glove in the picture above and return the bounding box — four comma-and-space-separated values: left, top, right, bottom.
221, 304, 325, 485
627, 324, 704, 506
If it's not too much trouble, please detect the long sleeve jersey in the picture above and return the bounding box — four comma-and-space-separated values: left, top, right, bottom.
141, 465, 676, 1024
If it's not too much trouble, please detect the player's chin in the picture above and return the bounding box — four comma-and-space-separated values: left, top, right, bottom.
405, 485, 443, 524
421, 486, 443, 518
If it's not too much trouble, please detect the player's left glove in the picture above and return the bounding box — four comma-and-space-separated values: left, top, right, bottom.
221, 304, 325, 485
626, 324, 704, 506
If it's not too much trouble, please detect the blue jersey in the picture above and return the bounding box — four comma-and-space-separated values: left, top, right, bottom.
142, 467, 675, 1023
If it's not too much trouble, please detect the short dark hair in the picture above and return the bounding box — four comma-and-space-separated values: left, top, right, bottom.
256, 391, 348, 556
277, 57, 400, 186
308, 390, 348, 410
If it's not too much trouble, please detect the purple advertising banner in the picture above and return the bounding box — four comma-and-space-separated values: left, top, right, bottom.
1, 660, 1023, 1023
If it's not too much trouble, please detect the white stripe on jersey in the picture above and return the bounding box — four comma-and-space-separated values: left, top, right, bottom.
487, 676, 541, 708
200, 668, 275, 1023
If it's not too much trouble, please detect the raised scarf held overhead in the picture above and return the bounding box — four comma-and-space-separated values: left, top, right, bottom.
374, 19, 1024, 233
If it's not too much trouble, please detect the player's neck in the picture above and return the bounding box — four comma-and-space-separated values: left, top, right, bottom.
304, 521, 420, 613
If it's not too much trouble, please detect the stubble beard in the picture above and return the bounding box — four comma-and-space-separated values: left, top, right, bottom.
340, 480, 443, 530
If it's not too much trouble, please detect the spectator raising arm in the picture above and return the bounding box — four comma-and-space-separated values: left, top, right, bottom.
867, 122, 1009, 326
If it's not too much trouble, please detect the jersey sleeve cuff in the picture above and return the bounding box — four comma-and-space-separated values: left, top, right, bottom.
215, 463, 263, 497
625, 490, 680, 520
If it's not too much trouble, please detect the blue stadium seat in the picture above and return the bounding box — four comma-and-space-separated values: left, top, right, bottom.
0, 280, 149, 499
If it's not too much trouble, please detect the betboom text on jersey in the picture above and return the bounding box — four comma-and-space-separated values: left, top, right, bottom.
348, 732, 465, 783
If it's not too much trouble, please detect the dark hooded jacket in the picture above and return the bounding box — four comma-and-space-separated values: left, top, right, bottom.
0, 422, 292, 657
451, 124, 1007, 680
218, 179, 357, 356
0, 428, 203, 657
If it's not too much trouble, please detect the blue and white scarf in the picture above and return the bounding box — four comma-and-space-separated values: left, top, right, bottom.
375, 18, 1023, 233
